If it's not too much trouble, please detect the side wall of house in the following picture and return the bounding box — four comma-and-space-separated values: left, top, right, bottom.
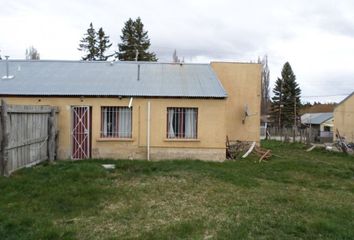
3, 97, 226, 161
334, 94, 354, 142
211, 62, 261, 143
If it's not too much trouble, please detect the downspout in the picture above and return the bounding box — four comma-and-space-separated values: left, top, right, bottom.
147, 101, 151, 160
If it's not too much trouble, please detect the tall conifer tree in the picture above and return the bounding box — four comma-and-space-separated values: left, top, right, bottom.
97, 28, 113, 61
78, 23, 98, 61
117, 17, 157, 61
271, 78, 285, 128
78, 23, 112, 61
271, 62, 301, 127
282, 62, 301, 127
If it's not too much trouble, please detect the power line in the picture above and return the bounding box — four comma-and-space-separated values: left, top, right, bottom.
301, 93, 351, 98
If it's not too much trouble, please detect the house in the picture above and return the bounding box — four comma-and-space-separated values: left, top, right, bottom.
0, 60, 261, 161
301, 112, 334, 142
334, 92, 354, 143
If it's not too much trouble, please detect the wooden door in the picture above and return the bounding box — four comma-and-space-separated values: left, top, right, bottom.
71, 106, 91, 159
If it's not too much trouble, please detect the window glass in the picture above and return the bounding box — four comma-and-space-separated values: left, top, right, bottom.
167, 107, 198, 139
101, 107, 132, 138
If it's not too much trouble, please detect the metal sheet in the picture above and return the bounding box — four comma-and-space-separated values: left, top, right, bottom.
0, 60, 227, 98
301, 112, 333, 125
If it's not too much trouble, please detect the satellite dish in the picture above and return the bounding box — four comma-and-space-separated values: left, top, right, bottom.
244, 104, 250, 117
242, 104, 256, 124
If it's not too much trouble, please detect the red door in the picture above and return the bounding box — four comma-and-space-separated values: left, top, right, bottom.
71, 106, 91, 159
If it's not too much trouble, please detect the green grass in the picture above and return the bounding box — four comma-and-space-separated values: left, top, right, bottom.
0, 140, 353, 239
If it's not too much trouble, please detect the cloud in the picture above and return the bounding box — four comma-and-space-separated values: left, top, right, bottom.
0, 0, 353, 103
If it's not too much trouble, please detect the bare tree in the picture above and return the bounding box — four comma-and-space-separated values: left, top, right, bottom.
25, 46, 40, 60
258, 55, 270, 115
172, 49, 180, 63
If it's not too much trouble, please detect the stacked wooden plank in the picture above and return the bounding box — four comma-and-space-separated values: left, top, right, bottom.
226, 137, 272, 162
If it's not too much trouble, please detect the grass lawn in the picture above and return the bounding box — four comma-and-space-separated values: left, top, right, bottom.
0, 141, 353, 240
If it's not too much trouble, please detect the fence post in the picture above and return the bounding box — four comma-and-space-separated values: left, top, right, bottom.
0, 99, 9, 176
306, 128, 311, 146
48, 108, 56, 163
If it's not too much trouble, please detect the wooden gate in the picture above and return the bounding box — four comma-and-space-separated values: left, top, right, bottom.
0, 100, 58, 176
71, 106, 91, 159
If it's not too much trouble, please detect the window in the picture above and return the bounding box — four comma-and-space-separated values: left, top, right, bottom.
101, 107, 132, 138
167, 107, 198, 139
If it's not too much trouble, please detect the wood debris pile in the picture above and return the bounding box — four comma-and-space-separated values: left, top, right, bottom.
226, 140, 251, 159
226, 137, 272, 162
253, 146, 272, 163
334, 129, 354, 155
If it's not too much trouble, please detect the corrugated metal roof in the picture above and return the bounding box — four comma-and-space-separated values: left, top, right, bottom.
301, 112, 333, 125
0, 60, 227, 98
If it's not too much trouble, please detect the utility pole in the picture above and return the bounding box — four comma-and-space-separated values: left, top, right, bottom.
135, 49, 139, 62
278, 80, 283, 138
293, 95, 297, 142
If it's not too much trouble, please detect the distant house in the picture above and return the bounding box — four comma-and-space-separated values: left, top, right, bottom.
301, 112, 334, 142
0, 60, 261, 161
334, 92, 354, 143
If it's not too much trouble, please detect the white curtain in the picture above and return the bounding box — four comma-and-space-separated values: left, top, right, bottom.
103, 108, 108, 137
119, 108, 132, 138
168, 108, 175, 138
185, 109, 196, 138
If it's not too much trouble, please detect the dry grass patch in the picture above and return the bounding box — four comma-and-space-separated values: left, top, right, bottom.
73, 173, 235, 239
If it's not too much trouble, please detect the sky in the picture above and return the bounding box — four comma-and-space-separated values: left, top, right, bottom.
1, 0, 353, 103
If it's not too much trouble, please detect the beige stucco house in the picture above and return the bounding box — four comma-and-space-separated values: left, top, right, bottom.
0, 60, 261, 161
334, 92, 354, 143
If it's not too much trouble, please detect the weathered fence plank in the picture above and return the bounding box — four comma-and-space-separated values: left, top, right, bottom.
48, 109, 56, 163
0, 100, 58, 176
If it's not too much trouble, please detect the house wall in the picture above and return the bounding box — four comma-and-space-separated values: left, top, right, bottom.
334, 94, 354, 142
211, 62, 261, 143
2, 62, 262, 161
3, 97, 226, 161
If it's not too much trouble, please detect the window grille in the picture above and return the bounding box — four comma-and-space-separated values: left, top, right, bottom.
167, 107, 198, 139
101, 107, 132, 138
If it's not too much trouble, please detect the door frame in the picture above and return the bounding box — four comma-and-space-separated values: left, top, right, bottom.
70, 106, 92, 160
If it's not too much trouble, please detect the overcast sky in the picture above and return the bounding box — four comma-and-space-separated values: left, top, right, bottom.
1, 0, 353, 103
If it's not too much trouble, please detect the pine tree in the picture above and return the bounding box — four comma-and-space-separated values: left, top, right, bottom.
78, 23, 98, 61
270, 62, 301, 128
97, 28, 113, 61
271, 78, 286, 128
117, 17, 157, 61
282, 62, 301, 127
117, 18, 137, 61
25, 46, 40, 60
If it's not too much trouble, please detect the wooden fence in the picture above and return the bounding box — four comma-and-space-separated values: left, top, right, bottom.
0, 100, 58, 176
263, 127, 334, 144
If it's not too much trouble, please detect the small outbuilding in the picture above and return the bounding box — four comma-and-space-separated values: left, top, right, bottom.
301, 112, 334, 142
0, 60, 261, 161
334, 92, 354, 143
